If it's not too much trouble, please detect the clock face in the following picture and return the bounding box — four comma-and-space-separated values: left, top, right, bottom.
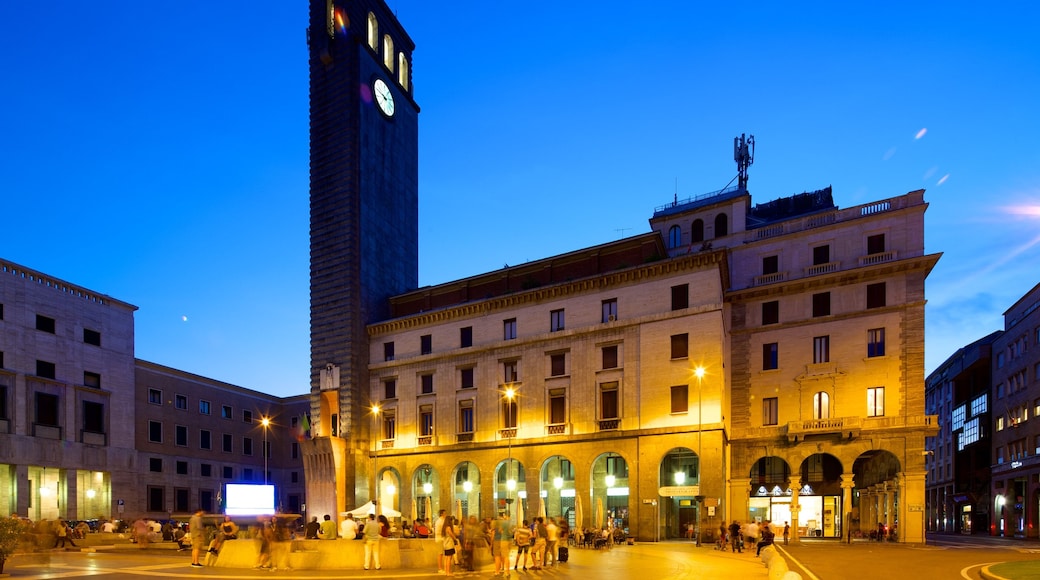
373, 79, 395, 117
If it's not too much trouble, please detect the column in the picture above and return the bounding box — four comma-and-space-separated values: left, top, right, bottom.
728, 477, 751, 528
840, 473, 855, 542
15, 464, 30, 517
788, 477, 800, 543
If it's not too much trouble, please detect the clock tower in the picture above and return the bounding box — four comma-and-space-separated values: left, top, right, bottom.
305, 0, 419, 519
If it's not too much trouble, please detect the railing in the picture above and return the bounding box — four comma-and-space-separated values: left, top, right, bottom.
498, 428, 517, 439
546, 424, 567, 435
456, 433, 474, 443
858, 251, 897, 266
380, 439, 395, 450
786, 416, 862, 442
32, 423, 62, 440
745, 193, 915, 243
754, 272, 787, 286
598, 419, 620, 431
417, 436, 433, 446
81, 430, 107, 446
805, 262, 839, 276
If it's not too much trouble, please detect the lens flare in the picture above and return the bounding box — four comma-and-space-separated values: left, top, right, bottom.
937, 174, 949, 186
335, 9, 348, 35
915, 128, 927, 139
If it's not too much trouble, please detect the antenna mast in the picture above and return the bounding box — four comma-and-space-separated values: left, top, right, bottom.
734, 133, 755, 190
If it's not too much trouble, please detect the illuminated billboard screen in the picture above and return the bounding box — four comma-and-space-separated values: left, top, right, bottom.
225, 484, 275, 516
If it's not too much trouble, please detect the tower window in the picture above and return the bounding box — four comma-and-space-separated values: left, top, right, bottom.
813, 245, 830, 265
398, 53, 409, 90
367, 12, 378, 50
550, 309, 565, 332
504, 319, 517, 341
714, 213, 728, 237
670, 385, 689, 414
670, 333, 689, 360
668, 225, 682, 249
691, 219, 704, 243
382, 35, 394, 70
601, 299, 618, 323
762, 343, 778, 370
421, 334, 432, 355
867, 233, 886, 255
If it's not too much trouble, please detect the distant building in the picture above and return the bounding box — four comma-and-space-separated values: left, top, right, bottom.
0, 258, 307, 519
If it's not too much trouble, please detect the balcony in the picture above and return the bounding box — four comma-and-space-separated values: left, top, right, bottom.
417, 436, 434, 446
379, 439, 395, 450
546, 423, 569, 436
32, 423, 62, 440
598, 419, 620, 431
456, 433, 474, 443
81, 430, 107, 446
498, 428, 517, 440
804, 261, 839, 277
858, 250, 897, 267
754, 271, 787, 286
786, 417, 861, 442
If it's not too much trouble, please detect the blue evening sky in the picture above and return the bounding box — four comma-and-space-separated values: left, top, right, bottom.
2, 2, 1038, 397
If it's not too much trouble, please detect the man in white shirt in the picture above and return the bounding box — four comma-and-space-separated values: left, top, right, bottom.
744, 520, 759, 553
340, 513, 359, 540
433, 510, 446, 574
545, 519, 559, 566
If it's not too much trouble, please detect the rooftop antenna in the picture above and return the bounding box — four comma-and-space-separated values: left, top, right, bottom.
734, 133, 755, 190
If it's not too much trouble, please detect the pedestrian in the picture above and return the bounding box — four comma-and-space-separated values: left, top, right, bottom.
55, 519, 77, 548
531, 517, 547, 569
876, 522, 885, 542
434, 509, 447, 574
442, 515, 458, 577
305, 516, 320, 539
254, 516, 273, 569
728, 520, 742, 553
745, 520, 759, 553
756, 521, 775, 556
513, 519, 532, 570
189, 509, 205, 566
271, 517, 292, 571
783, 522, 790, 545
363, 513, 383, 570
492, 512, 513, 577
545, 517, 559, 565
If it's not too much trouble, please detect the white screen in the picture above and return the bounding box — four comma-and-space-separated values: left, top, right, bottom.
225, 484, 275, 516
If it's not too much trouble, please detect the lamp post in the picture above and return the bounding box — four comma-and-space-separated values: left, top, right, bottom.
372, 405, 381, 504
694, 366, 705, 547
504, 387, 516, 522
261, 417, 271, 485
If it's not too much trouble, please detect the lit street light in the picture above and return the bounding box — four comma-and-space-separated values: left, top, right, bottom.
694, 366, 705, 547
261, 416, 271, 485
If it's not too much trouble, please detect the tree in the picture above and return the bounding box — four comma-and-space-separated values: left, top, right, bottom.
0, 517, 28, 574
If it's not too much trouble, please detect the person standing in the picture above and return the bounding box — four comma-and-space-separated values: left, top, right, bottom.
434, 509, 447, 574
783, 522, 790, 545
442, 516, 458, 577
319, 514, 337, 539
492, 512, 513, 577
728, 520, 742, 553
745, 520, 759, 553
545, 518, 559, 566
363, 513, 383, 570
531, 517, 547, 570
513, 519, 532, 571
188, 509, 205, 566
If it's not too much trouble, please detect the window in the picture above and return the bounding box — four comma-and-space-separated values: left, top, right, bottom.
868, 328, 886, 357
997, 416, 1005, 431
503, 361, 518, 383
148, 421, 163, 443
199, 400, 211, 415
997, 383, 1005, 399
867, 387, 885, 417
670, 333, 689, 359
813, 245, 830, 265
812, 292, 831, 317
0, 385, 6, 420
813, 336, 830, 364
421, 334, 432, 355
35, 392, 59, 427
714, 213, 728, 237
504, 319, 517, 340
459, 401, 474, 433
867, 233, 886, 255
201, 463, 212, 477
384, 379, 397, 399
384, 341, 395, 361
398, 52, 409, 89
384, 410, 397, 439
291, 442, 299, 459
762, 301, 779, 325
244, 468, 255, 481
82, 401, 104, 434
147, 486, 164, 512
36, 314, 56, 333
762, 343, 778, 370
763, 397, 778, 426
174, 394, 187, 410
149, 458, 163, 473
148, 389, 162, 405
671, 284, 689, 310
176, 461, 189, 475
668, 225, 682, 248
602, 299, 618, 323
997, 352, 1005, 368
691, 219, 704, 243
420, 374, 434, 394
36, 360, 56, 380
600, 382, 619, 420
997, 446, 1005, 464
291, 472, 299, 484
460, 327, 473, 348
222, 433, 233, 453
382, 34, 394, 70
460, 368, 474, 389
502, 398, 517, 429
602, 345, 618, 369
200, 429, 212, 450
242, 410, 253, 423
866, 282, 886, 309
549, 389, 566, 424
419, 405, 433, 436
83, 328, 101, 346
670, 385, 689, 413
550, 353, 566, 377
83, 371, 101, 389
175, 425, 188, 447
243, 437, 253, 456
762, 255, 779, 275
367, 12, 378, 49
221, 405, 232, 419
222, 466, 233, 479
550, 309, 565, 332
813, 392, 831, 419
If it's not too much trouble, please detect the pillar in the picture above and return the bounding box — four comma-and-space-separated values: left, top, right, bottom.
788, 477, 801, 543
840, 473, 855, 542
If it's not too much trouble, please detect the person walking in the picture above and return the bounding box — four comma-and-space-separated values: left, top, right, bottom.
513, 519, 532, 571
783, 522, 790, 545
728, 520, 742, 553
745, 520, 759, 553
363, 513, 383, 570
492, 512, 513, 577
545, 518, 559, 566
188, 509, 205, 567
55, 519, 77, 548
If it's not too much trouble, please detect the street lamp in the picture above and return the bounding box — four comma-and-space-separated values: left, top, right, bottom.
694, 366, 705, 547
261, 417, 271, 485
372, 405, 381, 503
504, 387, 517, 521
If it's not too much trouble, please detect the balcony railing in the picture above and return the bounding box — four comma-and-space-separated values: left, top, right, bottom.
598, 419, 620, 431
380, 439, 395, 450
417, 436, 434, 446
81, 430, 107, 446
754, 271, 787, 286
498, 428, 517, 440
32, 423, 62, 440
546, 423, 568, 435
805, 262, 839, 276
787, 417, 861, 442
858, 250, 897, 267
456, 433, 474, 443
